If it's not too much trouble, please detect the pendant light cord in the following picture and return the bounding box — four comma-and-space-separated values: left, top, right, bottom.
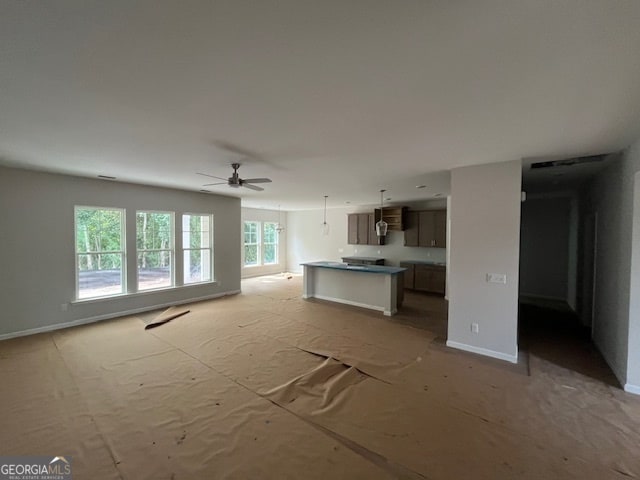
323, 195, 328, 223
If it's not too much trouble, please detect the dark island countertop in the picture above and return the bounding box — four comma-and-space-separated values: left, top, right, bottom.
301, 261, 406, 275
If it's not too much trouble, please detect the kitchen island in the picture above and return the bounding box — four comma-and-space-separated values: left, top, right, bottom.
301, 261, 406, 316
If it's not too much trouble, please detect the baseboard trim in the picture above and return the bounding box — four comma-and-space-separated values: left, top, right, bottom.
307, 294, 386, 314
624, 383, 640, 395
0, 289, 241, 342
446, 340, 518, 364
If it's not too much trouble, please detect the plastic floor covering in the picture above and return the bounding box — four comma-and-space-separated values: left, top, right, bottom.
1, 274, 639, 479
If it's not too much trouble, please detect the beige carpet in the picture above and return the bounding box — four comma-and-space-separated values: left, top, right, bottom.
1, 273, 639, 479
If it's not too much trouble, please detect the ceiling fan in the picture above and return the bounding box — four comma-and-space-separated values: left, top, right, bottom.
198, 163, 272, 191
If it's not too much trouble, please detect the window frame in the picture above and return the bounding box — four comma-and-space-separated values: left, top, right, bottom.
182, 213, 214, 285
262, 221, 279, 265
136, 210, 175, 292
74, 206, 126, 300
243, 221, 261, 267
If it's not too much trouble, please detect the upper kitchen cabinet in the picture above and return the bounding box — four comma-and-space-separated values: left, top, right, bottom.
404, 210, 447, 248
348, 213, 382, 245
374, 207, 407, 231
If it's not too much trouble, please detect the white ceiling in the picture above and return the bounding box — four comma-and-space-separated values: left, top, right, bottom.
2, 1, 640, 210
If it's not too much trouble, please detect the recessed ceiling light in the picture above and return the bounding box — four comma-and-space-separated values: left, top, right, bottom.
416, 185, 427, 189
385, 197, 392, 201
199, 189, 211, 193
345, 201, 351, 204
97, 175, 116, 180
434, 193, 442, 197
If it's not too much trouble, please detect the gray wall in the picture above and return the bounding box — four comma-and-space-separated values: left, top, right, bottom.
286, 200, 447, 273
447, 160, 522, 363
585, 142, 640, 393
0, 166, 241, 338
519, 196, 571, 303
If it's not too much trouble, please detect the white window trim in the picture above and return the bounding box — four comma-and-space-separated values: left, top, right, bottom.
74, 205, 127, 301
136, 210, 175, 292
182, 213, 214, 285
262, 221, 279, 265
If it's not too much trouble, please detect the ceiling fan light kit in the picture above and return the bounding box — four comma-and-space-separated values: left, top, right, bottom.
198, 163, 272, 191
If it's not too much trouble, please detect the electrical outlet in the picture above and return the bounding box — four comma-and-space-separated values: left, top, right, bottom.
486, 273, 507, 284
60, 303, 68, 312
354, 249, 358, 254
471, 323, 479, 333
377, 250, 381, 254
338, 248, 344, 253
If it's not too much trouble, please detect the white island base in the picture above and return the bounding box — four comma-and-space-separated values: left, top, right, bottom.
302, 262, 405, 316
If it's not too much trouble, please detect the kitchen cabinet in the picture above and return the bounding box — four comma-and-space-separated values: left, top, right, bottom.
374, 207, 407, 231
347, 213, 382, 245
400, 261, 446, 295
404, 210, 446, 248
404, 211, 419, 247
399, 262, 415, 289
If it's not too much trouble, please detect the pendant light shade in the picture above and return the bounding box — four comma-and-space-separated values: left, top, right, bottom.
321, 196, 330, 235
376, 189, 388, 237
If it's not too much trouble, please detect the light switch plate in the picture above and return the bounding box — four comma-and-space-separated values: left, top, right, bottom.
486, 273, 507, 284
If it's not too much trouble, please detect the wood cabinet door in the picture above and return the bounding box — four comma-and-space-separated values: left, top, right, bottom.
430, 267, 446, 294
433, 210, 447, 248
368, 213, 380, 245
414, 265, 446, 294
418, 211, 435, 247
413, 265, 432, 291
357, 213, 369, 245
347, 214, 359, 244
404, 211, 419, 247
400, 263, 415, 289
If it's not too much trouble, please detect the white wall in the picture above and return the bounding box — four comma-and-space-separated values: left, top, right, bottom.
241, 207, 287, 278
586, 142, 640, 393
628, 170, 640, 393
286, 200, 447, 272
447, 160, 522, 363
0, 166, 241, 338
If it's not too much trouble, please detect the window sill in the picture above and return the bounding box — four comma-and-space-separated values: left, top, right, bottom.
72, 280, 218, 305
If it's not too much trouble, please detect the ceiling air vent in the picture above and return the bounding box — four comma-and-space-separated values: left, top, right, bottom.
530, 154, 607, 169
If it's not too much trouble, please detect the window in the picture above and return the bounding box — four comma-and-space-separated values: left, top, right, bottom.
244, 221, 260, 266
243, 221, 280, 267
183, 214, 213, 284
137, 211, 174, 291
263, 222, 278, 265
75, 207, 125, 299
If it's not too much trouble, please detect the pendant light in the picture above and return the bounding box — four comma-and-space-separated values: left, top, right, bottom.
376, 189, 388, 237
321, 195, 330, 235
276, 205, 285, 234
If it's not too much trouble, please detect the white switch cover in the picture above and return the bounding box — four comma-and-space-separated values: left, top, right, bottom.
486, 273, 507, 284
338, 248, 344, 253
471, 323, 479, 333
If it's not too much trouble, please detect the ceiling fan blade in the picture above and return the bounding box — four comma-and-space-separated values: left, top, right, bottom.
212, 140, 260, 158
242, 183, 264, 191
242, 178, 272, 184
202, 182, 227, 186
197, 172, 227, 181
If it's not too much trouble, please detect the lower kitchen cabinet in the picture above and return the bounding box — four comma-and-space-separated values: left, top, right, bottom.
400, 261, 446, 295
